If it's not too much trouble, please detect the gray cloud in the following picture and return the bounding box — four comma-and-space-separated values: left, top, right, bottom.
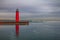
0, 0, 60, 18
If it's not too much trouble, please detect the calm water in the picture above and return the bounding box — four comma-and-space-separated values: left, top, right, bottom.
0, 21, 60, 40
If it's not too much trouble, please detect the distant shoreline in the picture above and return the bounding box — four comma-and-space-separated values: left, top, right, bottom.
0, 18, 60, 22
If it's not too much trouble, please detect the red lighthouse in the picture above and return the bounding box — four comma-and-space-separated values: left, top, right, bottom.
16, 9, 19, 37
16, 9, 19, 22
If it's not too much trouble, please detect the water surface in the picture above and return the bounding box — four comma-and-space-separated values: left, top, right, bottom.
0, 21, 60, 40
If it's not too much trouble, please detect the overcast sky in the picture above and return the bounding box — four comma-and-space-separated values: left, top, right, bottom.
0, 0, 60, 19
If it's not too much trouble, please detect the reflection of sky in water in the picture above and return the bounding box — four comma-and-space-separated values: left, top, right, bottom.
0, 21, 60, 40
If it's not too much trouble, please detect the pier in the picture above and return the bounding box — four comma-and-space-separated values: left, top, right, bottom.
0, 21, 29, 25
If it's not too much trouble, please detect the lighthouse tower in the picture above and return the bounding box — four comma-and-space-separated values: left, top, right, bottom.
16, 9, 19, 22
16, 9, 19, 37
